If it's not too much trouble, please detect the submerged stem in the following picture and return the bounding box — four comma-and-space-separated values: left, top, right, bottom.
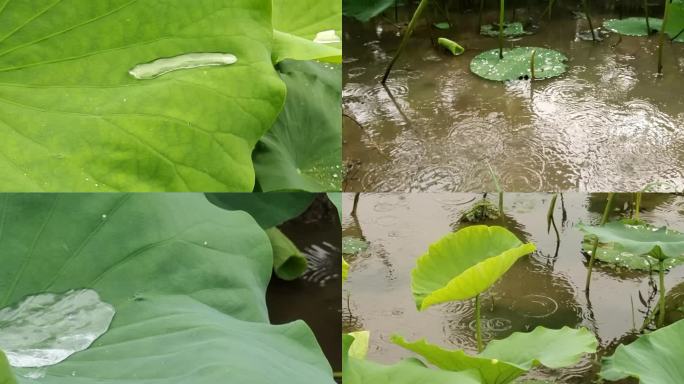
499, 0, 505, 59
658, 260, 666, 327
382, 0, 431, 84
582, 0, 596, 42
657, 0, 671, 74
475, 294, 483, 352
585, 193, 615, 292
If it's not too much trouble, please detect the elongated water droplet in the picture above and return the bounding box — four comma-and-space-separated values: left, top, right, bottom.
0, 289, 115, 368
129, 53, 237, 80
313, 30, 341, 44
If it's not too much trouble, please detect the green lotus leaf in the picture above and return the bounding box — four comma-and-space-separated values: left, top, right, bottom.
0, 351, 15, 384
393, 326, 598, 384
434, 22, 451, 30
272, 0, 342, 63
581, 235, 684, 271
470, 47, 568, 81
343, 236, 369, 255
603, 17, 663, 36
438, 38, 465, 56
601, 319, 684, 383
253, 60, 342, 192
265, 227, 308, 281
342, 334, 482, 384
205, 192, 315, 228
342, 0, 396, 22
480, 22, 531, 38
327, 192, 342, 222
0, 0, 288, 192
578, 221, 684, 261
0, 194, 333, 383
411, 225, 536, 311
347, 331, 370, 359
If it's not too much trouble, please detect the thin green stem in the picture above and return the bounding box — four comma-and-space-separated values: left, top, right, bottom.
585, 193, 615, 292
382, 0, 431, 84
499, 0, 505, 59
479, 0, 485, 31
530, 49, 536, 80
657, 0, 671, 74
644, 0, 651, 34
475, 294, 483, 352
658, 260, 666, 327
635, 192, 642, 221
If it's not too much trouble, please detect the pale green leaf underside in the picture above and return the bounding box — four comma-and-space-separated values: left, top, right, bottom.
0, 0, 286, 192
393, 327, 598, 384
0, 351, 16, 384
601, 319, 684, 383
0, 194, 333, 383
411, 226, 536, 310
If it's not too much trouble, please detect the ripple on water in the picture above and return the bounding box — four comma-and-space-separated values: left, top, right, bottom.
302, 241, 340, 287
511, 294, 560, 319
408, 165, 464, 192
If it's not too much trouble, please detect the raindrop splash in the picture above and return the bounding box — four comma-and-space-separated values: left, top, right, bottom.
0, 289, 115, 368
129, 53, 237, 80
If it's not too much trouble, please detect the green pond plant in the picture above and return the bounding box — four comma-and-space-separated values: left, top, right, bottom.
0, 193, 335, 383
579, 221, 684, 327
410, 225, 536, 351
584, 193, 615, 293
382, 0, 431, 84
601, 319, 684, 383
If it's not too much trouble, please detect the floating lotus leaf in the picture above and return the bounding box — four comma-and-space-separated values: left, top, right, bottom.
470, 47, 568, 81
434, 22, 451, 30
343, 236, 369, 255
581, 236, 684, 271
578, 222, 684, 261
342, 0, 396, 22
393, 326, 598, 384
603, 18, 663, 36
342, 334, 482, 384
601, 319, 684, 383
480, 22, 531, 38
461, 200, 500, 223
411, 226, 536, 311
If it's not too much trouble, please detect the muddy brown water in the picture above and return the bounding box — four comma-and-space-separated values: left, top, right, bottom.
343, 7, 684, 192
267, 197, 342, 373
342, 193, 684, 383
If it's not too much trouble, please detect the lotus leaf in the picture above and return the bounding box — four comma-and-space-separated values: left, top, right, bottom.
272, 0, 342, 63
470, 47, 567, 81
343, 236, 369, 255
342, 0, 396, 22
480, 22, 531, 38
603, 18, 663, 36
0, 194, 334, 383
343, 257, 350, 280
0, 0, 289, 192
393, 326, 598, 384
266, 227, 308, 281
411, 226, 536, 311
347, 331, 370, 359
253, 60, 342, 192
0, 351, 15, 384
434, 22, 451, 30
578, 222, 684, 261
205, 192, 314, 228
601, 319, 684, 383
342, 334, 482, 384
581, 236, 683, 271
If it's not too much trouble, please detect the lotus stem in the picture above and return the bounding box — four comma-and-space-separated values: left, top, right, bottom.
395, 0, 399, 22
498, 192, 504, 223
352, 192, 361, 216
548, 0, 555, 20
547, 194, 560, 243
585, 193, 615, 293
475, 294, 483, 352
644, 0, 651, 34
658, 260, 666, 327
478, 0, 485, 31
582, 0, 597, 42
530, 49, 536, 80
382, 0, 431, 84
634, 191, 642, 221
657, 0, 671, 75
499, 0, 505, 59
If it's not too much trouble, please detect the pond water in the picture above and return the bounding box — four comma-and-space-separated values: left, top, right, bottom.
341, 192, 684, 383
343, 7, 684, 192
267, 196, 342, 374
